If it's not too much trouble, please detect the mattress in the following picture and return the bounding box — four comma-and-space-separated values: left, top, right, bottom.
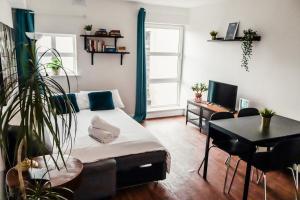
53, 108, 170, 170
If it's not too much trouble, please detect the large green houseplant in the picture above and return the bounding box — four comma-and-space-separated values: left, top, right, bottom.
0, 42, 77, 199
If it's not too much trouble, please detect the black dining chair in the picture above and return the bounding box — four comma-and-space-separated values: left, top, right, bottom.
198, 112, 255, 192
228, 138, 300, 200
238, 108, 260, 118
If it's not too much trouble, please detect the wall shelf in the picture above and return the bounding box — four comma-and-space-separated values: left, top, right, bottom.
207, 36, 261, 42
87, 51, 130, 65
80, 34, 130, 66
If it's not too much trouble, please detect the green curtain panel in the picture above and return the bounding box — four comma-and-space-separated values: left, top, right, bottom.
133, 8, 147, 122
12, 8, 35, 82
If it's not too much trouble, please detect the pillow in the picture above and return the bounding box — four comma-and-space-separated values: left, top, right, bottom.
76, 92, 90, 110
52, 93, 80, 114
77, 89, 125, 109
88, 91, 115, 111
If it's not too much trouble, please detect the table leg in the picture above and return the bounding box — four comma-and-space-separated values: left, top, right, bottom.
243, 157, 253, 200
203, 130, 211, 180
186, 104, 188, 125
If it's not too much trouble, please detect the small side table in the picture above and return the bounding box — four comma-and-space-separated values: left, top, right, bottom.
186, 99, 230, 133
6, 155, 83, 195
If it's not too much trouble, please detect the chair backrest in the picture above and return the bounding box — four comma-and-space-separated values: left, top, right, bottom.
210, 112, 234, 141
238, 108, 260, 118
211, 112, 234, 120
271, 138, 300, 167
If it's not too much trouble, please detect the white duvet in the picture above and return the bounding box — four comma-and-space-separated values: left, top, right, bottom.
54, 108, 170, 171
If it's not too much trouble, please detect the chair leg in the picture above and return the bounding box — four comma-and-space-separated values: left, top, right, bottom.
263, 173, 267, 200
257, 171, 263, 184
296, 165, 299, 190
198, 145, 216, 175
223, 155, 231, 193
227, 159, 241, 194
225, 156, 230, 165
289, 166, 299, 200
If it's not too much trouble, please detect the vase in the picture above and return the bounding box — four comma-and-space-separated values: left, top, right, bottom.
212, 35, 217, 40
261, 117, 271, 129
195, 93, 202, 103
85, 30, 92, 35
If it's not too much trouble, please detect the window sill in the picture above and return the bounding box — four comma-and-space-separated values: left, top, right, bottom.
43, 74, 80, 77
148, 106, 184, 112
147, 106, 185, 119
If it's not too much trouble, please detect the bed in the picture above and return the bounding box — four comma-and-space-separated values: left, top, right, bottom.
55, 108, 170, 199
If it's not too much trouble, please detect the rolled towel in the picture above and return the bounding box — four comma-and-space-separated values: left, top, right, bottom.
88, 126, 120, 144
91, 115, 120, 134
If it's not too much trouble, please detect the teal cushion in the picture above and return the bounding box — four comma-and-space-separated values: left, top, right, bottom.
52, 93, 80, 114
88, 91, 115, 111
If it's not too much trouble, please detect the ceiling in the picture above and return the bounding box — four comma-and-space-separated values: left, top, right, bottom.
125, 0, 214, 8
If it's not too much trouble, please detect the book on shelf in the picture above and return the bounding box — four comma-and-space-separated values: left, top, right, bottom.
109, 30, 121, 37
88, 39, 105, 52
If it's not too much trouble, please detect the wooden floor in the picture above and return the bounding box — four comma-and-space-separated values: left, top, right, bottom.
113, 116, 296, 200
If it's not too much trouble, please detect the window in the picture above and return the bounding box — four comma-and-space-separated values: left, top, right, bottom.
36, 33, 77, 75
146, 24, 184, 109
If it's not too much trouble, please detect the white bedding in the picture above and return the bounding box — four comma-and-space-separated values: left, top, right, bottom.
55, 108, 170, 171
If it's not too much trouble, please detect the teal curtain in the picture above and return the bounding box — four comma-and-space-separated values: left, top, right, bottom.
12, 8, 35, 82
133, 8, 147, 122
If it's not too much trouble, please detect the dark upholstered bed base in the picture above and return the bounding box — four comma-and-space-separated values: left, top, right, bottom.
116, 150, 167, 188
74, 150, 168, 199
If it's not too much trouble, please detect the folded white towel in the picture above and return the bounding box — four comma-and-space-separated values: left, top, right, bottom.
88, 126, 120, 144
91, 116, 120, 134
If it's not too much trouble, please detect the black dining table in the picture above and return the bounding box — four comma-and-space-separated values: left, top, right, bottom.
202, 115, 300, 200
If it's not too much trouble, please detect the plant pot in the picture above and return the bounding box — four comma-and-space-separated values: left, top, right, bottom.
211, 35, 217, 40
85, 30, 92, 35
52, 69, 60, 76
195, 93, 202, 103
261, 117, 271, 129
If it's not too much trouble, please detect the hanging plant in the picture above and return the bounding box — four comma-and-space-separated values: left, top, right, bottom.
241, 29, 257, 71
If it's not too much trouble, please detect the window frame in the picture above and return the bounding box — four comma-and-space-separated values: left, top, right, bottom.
36, 32, 78, 75
146, 23, 184, 108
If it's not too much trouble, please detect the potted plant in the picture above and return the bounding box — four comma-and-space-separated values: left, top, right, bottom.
241, 29, 257, 71
0, 42, 77, 199
260, 108, 275, 129
191, 83, 208, 102
210, 31, 218, 40
84, 25, 93, 35
47, 57, 62, 76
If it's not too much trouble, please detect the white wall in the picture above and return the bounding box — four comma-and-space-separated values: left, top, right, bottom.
8, 0, 27, 9
27, 0, 188, 115
0, 0, 13, 27
182, 0, 300, 120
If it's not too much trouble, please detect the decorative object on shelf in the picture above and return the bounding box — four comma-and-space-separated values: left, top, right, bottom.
95, 28, 108, 36
109, 30, 121, 37
47, 57, 62, 76
191, 83, 208, 103
84, 24, 93, 35
241, 29, 258, 71
210, 31, 218, 40
260, 108, 275, 129
117, 46, 126, 52
239, 98, 250, 110
105, 45, 116, 53
225, 22, 239, 40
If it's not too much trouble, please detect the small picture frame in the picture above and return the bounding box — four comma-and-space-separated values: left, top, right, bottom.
225, 22, 239, 40
239, 98, 249, 110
